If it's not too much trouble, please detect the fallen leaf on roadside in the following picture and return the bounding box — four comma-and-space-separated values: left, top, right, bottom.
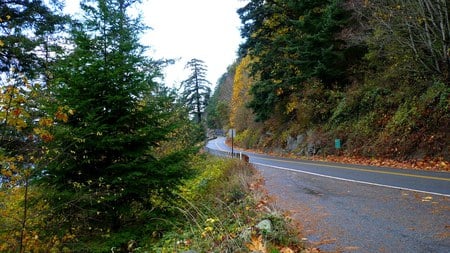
246, 234, 266, 253
422, 196, 433, 202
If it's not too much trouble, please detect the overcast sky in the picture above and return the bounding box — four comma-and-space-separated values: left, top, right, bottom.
64, 0, 245, 89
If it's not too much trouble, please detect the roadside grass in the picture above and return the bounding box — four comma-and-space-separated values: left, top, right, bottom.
149, 155, 304, 253
0, 154, 309, 252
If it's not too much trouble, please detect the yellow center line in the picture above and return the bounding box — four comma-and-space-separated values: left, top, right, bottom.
257, 157, 450, 182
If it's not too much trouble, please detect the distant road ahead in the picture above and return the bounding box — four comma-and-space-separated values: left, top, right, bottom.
207, 137, 450, 197
207, 137, 450, 252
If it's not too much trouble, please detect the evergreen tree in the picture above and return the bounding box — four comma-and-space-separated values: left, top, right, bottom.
238, 0, 351, 121
205, 65, 235, 129
42, 0, 194, 247
180, 58, 211, 123
0, 0, 67, 76
1, 0, 67, 156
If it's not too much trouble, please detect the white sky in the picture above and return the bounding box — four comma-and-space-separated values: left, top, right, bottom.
64, 0, 245, 89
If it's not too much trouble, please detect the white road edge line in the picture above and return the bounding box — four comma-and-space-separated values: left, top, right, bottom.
214, 139, 229, 152
252, 162, 450, 198
210, 138, 449, 197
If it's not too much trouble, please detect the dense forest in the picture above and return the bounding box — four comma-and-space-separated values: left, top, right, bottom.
208, 0, 449, 162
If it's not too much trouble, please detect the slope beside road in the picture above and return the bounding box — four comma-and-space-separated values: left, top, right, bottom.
206, 137, 450, 252
207, 137, 450, 196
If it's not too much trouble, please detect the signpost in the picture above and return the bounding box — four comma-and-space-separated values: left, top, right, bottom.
228, 129, 236, 157
335, 138, 341, 155
335, 139, 341, 149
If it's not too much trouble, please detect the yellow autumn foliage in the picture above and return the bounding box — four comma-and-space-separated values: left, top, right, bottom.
230, 55, 255, 132
0, 71, 75, 251
0, 186, 75, 252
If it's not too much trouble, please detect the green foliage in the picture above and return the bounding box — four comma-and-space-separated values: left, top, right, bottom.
180, 58, 212, 124
178, 157, 245, 202
206, 99, 230, 129
375, 81, 449, 158
0, 0, 66, 189
150, 155, 301, 252
0, 186, 75, 252
385, 102, 418, 135
420, 81, 449, 113
0, 0, 67, 75
206, 64, 236, 129
326, 80, 449, 158
229, 0, 448, 160
239, 0, 351, 121
261, 213, 299, 247
0, 3, 68, 253
37, 0, 198, 250
235, 129, 260, 149
329, 85, 392, 126
150, 157, 255, 252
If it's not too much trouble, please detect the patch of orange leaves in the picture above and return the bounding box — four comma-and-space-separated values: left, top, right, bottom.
246, 234, 266, 253
322, 155, 449, 171
225, 138, 449, 171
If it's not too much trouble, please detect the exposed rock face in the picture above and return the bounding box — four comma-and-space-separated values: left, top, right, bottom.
285, 131, 327, 156
286, 134, 304, 152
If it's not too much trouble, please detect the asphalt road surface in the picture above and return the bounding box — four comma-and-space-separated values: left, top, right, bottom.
206, 137, 450, 252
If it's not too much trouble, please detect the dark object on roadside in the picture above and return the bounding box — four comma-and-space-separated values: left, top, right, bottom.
242, 154, 250, 163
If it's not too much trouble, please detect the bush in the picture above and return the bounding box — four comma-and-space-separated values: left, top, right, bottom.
375, 81, 449, 158
148, 157, 254, 252
149, 155, 302, 252
235, 129, 260, 149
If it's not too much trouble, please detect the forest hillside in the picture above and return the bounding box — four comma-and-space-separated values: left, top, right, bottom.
207, 0, 449, 163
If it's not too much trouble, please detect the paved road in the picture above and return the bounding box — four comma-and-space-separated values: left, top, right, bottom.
206, 137, 450, 252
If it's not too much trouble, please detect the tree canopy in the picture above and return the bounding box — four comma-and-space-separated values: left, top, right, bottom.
238, 0, 351, 121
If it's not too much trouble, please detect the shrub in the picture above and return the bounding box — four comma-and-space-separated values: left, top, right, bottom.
149, 155, 302, 252
235, 129, 260, 149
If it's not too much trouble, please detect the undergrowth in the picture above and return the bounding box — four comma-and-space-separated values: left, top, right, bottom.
148, 155, 303, 253
0, 154, 305, 252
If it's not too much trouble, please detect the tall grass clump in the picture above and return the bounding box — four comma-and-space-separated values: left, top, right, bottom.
149, 155, 302, 252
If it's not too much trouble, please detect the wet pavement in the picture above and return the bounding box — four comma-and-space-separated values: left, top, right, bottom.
256, 164, 450, 252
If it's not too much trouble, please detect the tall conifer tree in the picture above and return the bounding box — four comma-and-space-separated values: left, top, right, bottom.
43, 0, 193, 246
180, 58, 211, 123
0, 0, 67, 75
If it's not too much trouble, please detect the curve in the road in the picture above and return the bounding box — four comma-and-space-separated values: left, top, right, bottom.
207, 137, 450, 197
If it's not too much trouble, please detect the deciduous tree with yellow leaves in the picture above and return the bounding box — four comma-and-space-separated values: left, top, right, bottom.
1, 2, 67, 251
230, 55, 255, 132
